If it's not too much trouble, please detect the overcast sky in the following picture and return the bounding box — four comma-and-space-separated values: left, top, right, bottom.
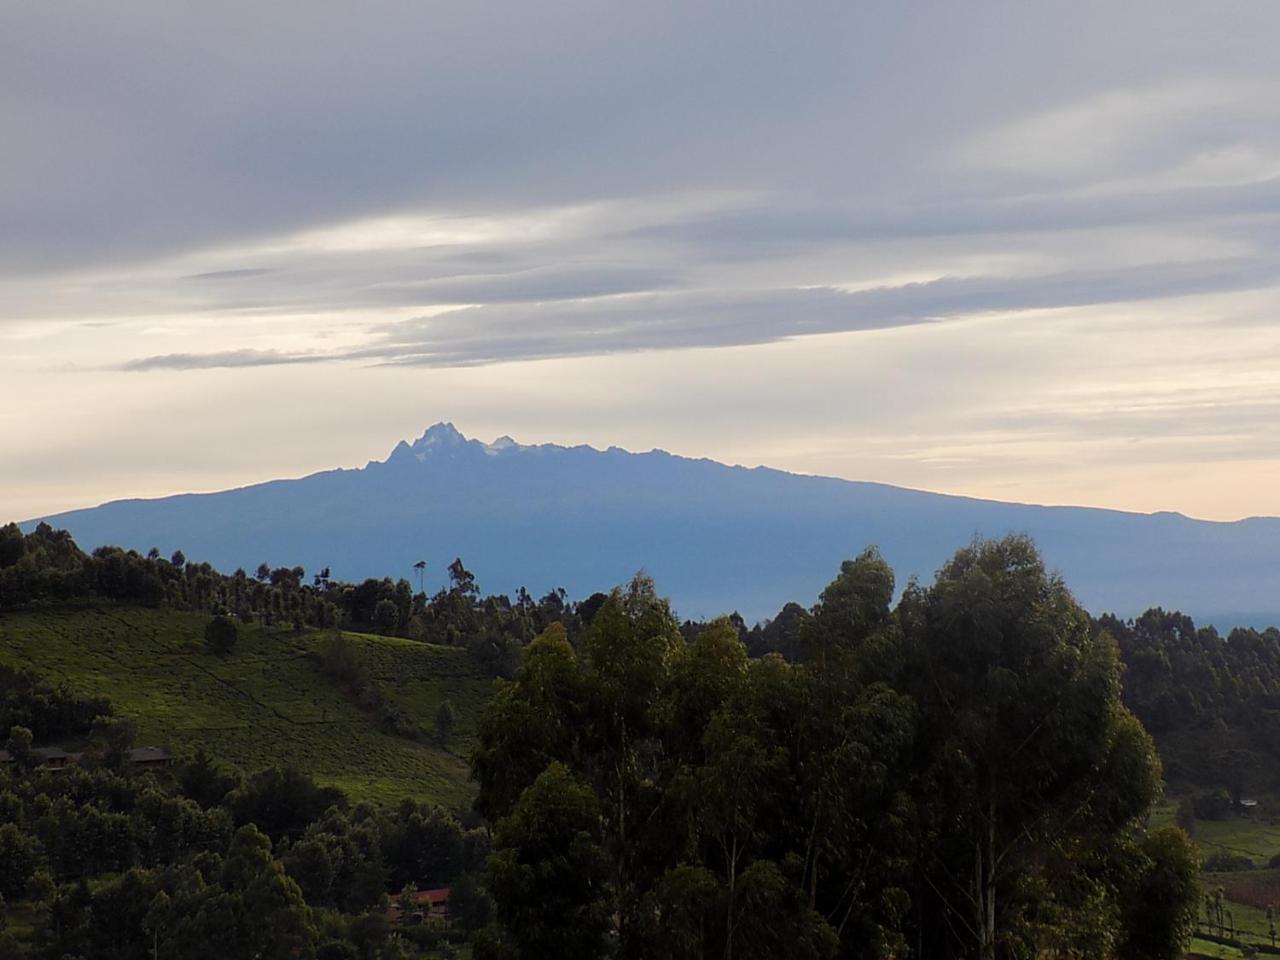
5, 1, 1280, 521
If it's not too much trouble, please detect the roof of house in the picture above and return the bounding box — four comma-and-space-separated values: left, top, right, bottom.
0, 746, 84, 764
127, 746, 172, 763
412, 888, 451, 906
1, 745, 177, 766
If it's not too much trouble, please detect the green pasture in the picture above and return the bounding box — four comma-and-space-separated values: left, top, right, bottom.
0, 607, 495, 809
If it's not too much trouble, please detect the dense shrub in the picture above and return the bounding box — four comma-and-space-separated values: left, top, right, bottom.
1204, 852, 1255, 872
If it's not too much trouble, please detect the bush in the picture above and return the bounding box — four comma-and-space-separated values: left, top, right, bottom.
1175, 797, 1196, 835
435, 701, 455, 747
1192, 789, 1233, 821
205, 614, 238, 656
372, 599, 399, 636
0, 823, 39, 898
1204, 851, 1254, 872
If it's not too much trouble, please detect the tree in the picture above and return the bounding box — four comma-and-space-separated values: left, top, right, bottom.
213, 824, 318, 958
472, 623, 589, 822
447, 558, 477, 597
230, 765, 347, 842
91, 714, 137, 770
144, 890, 171, 960
897, 535, 1164, 960
0, 524, 25, 569
170, 550, 186, 569
447, 872, 493, 933
469, 543, 1184, 960
435, 700, 456, 747
176, 746, 241, 807
0, 822, 39, 899
1116, 827, 1201, 960
1175, 796, 1197, 836
372, 599, 399, 636
397, 882, 418, 924
486, 762, 611, 960
3, 725, 36, 771
413, 560, 427, 594
205, 613, 238, 656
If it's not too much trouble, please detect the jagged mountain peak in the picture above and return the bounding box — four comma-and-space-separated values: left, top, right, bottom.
387, 422, 541, 464
414, 421, 466, 448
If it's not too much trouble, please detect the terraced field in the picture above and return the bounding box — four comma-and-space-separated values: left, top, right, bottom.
0, 606, 495, 808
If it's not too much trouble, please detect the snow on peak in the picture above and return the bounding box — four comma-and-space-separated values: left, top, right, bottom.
483, 435, 523, 455
415, 421, 465, 448
386, 423, 539, 463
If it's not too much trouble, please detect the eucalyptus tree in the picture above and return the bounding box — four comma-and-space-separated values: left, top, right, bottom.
896, 535, 1173, 959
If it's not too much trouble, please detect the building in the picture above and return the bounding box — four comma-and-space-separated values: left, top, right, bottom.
0, 746, 84, 769
0, 745, 172, 769
127, 746, 174, 769
388, 887, 451, 926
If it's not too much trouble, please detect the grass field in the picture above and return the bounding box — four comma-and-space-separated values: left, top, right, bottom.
0, 606, 496, 808
1198, 819, 1280, 864
1149, 799, 1280, 958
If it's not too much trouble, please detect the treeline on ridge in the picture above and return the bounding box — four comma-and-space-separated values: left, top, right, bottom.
0, 522, 594, 677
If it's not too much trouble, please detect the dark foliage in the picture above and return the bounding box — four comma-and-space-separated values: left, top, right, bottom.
1102, 607, 1280, 794
0, 666, 479, 960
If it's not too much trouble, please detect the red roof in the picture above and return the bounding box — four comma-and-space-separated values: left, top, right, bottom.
413, 887, 450, 905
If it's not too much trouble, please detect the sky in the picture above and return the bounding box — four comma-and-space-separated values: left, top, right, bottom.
5, 1, 1280, 522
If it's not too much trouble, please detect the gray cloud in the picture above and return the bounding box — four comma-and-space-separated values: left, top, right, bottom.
114, 255, 1280, 371
359, 258, 1280, 365
183, 268, 275, 282
624, 179, 1280, 257
120, 349, 324, 372
361, 264, 684, 307
5, 2, 1280, 278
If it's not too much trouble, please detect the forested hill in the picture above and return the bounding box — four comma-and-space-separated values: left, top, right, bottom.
23, 422, 1280, 625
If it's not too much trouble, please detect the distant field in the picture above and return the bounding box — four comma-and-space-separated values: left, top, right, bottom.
1151, 800, 1280, 958
0, 606, 495, 808
1197, 818, 1280, 864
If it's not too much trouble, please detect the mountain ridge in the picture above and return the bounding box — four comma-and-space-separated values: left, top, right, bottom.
22, 423, 1280, 625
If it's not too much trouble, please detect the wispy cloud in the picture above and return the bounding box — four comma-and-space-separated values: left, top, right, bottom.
119, 349, 326, 371
112, 256, 1280, 370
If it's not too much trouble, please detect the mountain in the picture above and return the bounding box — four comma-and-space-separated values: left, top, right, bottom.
22, 422, 1280, 625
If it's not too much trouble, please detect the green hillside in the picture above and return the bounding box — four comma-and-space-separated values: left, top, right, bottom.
0, 606, 494, 808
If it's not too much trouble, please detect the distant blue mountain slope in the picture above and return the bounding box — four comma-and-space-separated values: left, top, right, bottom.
23, 423, 1280, 625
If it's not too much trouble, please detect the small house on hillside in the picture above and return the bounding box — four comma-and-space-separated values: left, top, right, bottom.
35, 747, 82, 769
388, 887, 451, 927
0, 747, 84, 769
127, 746, 174, 769
0, 745, 173, 770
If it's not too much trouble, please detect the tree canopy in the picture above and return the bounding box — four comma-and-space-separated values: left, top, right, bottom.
473, 537, 1196, 959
